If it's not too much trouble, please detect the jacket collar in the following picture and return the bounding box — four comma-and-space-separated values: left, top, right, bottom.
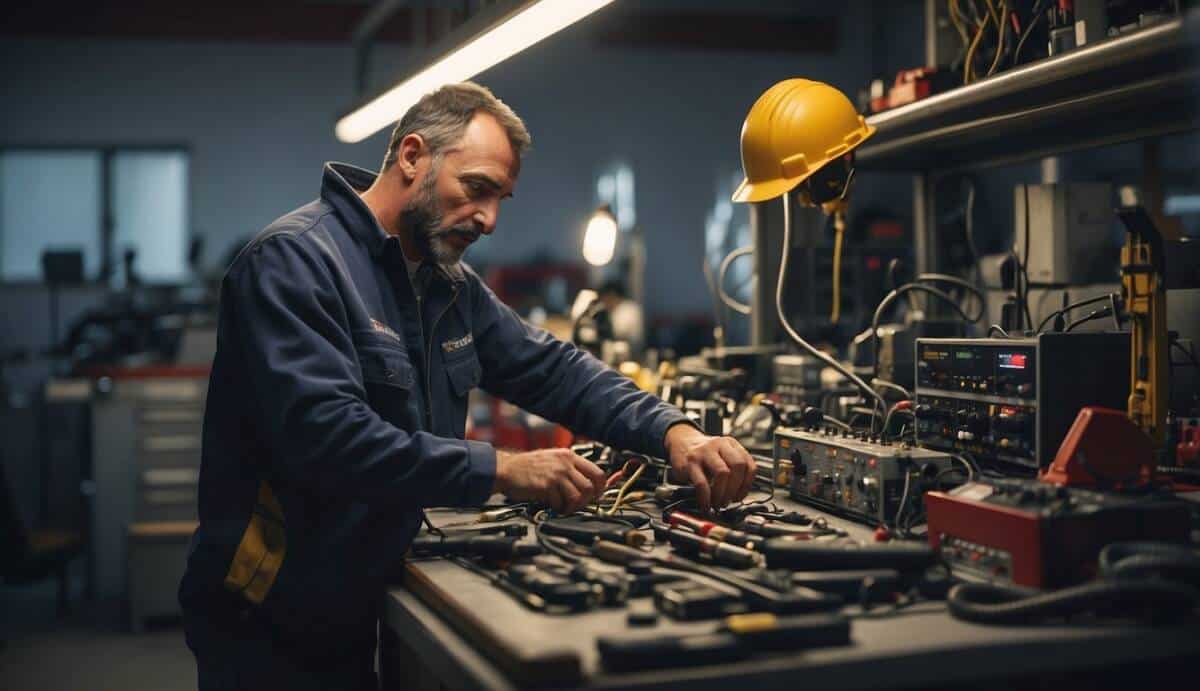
320, 162, 466, 285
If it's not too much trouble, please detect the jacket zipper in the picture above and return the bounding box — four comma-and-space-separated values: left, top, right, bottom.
424, 284, 462, 432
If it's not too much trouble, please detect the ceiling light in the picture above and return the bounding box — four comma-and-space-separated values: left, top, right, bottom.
336, 0, 614, 143
583, 206, 618, 267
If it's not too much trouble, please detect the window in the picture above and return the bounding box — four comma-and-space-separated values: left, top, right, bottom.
0, 148, 190, 284
111, 151, 189, 285
0, 151, 103, 281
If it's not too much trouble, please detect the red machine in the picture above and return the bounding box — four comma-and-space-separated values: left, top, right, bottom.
925, 406, 1191, 589
1039, 406, 1156, 488
925, 480, 1189, 589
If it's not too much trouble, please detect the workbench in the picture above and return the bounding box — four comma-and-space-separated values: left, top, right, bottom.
382, 497, 1200, 691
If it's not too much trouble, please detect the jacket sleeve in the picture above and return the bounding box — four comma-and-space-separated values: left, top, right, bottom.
227, 235, 495, 506
470, 275, 696, 458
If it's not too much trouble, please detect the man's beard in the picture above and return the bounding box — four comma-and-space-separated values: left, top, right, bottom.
399, 170, 480, 266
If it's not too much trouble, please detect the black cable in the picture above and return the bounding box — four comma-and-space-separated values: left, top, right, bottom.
1173, 340, 1200, 369
1036, 293, 1115, 333
962, 177, 982, 287
1098, 542, 1200, 586
886, 258, 917, 311
1064, 306, 1114, 332
947, 579, 1200, 625
1019, 185, 1033, 331
935, 466, 970, 490
949, 541, 1200, 625
883, 408, 915, 442
533, 517, 582, 562
871, 282, 985, 382
1107, 292, 1121, 331
913, 273, 986, 307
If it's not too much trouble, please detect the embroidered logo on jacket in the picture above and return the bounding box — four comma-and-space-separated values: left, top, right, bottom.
370, 318, 401, 342
441, 333, 474, 354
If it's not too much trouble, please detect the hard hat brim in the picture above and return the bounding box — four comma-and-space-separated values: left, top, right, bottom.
731, 175, 805, 204
731, 123, 877, 204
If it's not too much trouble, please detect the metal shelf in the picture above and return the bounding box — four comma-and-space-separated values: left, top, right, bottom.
857, 13, 1200, 173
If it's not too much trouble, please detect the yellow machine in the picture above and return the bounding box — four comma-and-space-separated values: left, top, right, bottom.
1118, 206, 1181, 446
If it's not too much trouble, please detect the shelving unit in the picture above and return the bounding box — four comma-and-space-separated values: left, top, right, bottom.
857, 9, 1200, 275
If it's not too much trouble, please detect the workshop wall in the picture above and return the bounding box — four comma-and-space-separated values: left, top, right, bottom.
0, 2, 914, 324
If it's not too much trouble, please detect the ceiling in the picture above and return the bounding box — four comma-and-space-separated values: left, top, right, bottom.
1, 0, 837, 53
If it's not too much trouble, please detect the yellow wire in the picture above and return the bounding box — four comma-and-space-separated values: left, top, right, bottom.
948, 0, 970, 46
986, 0, 1008, 78
830, 210, 845, 324
606, 463, 645, 516
963, 7, 991, 84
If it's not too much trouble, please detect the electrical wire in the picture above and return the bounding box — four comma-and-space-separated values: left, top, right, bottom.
893, 465, 914, 532
1173, 340, 1200, 369
948, 0, 972, 54
949, 542, 1200, 625
883, 407, 915, 442
962, 178, 982, 286
987, 324, 1010, 338
701, 256, 727, 346
1064, 306, 1114, 332
871, 282, 985, 381
1107, 293, 1121, 331
1012, 0, 1049, 65
872, 378, 913, 401
1036, 293, 1117, 333
913, 273, 986, 306
985, 0, 1009, 77
606, 462, 646, 516
822, 415, 854, 433
831, 210, 845, 324
717, 245, 754, 316
777, 192, 885, 412
1019, 185, 1034, 331
950, 452, 977, 482
963, 0, 993, 83
947, 579, 1200, 625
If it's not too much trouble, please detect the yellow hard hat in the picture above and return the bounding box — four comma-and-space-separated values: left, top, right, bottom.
732, 79, 875, 204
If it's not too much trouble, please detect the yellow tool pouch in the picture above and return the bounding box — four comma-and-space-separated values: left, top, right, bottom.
223, 481, 287, 604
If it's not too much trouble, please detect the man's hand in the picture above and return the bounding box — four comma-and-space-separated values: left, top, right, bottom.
664, 423, 756, 512
493, 448, 606, 515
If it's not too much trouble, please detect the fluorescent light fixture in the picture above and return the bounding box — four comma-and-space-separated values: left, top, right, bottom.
336, 0, 615, 143
583, 207, 618, 267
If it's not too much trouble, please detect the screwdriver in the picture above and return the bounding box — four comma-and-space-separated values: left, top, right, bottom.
661, 524, 765, 569
667, 511, 764, 550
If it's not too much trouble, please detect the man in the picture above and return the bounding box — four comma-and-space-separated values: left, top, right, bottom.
180, 82, 755, 690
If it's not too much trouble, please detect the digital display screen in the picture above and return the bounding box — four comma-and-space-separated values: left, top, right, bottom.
956, 351, 975, 360
998, 353, 1027, 370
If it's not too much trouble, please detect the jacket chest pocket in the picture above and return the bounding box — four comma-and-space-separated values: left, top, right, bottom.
443, 340, 481, 399
354, 331, 416, 427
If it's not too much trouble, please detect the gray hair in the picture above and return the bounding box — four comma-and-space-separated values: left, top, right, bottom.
381, 82, 532, 171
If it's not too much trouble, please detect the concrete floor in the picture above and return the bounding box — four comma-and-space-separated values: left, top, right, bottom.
1, 578, 195, 691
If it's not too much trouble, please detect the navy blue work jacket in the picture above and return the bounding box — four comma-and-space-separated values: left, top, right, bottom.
180, 162, 692, 648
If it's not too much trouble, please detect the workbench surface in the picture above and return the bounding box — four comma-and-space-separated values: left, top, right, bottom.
384, 499, 1200, 690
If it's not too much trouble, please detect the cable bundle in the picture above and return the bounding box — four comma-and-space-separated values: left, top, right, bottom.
947, 542, 1200, 625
